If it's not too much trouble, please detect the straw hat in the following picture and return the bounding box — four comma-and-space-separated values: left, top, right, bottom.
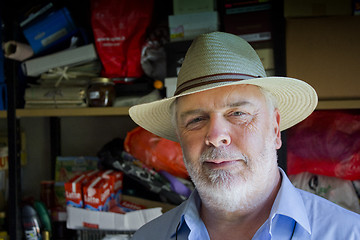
129, 31, 318, 142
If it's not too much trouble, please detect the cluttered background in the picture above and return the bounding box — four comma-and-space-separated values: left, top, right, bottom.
0, 0, 360, 239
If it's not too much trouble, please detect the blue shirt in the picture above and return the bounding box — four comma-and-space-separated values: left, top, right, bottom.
131, 168, 360, 239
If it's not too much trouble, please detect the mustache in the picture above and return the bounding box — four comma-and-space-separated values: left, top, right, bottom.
199, 147, 248, 163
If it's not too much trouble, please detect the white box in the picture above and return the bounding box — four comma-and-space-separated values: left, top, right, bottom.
66, 206, 162, 231
169, 11, 219, 42
165, 77, 177, 97
173, 0, 214, 15
22, 44, 97, 77
255, 48, 274, 70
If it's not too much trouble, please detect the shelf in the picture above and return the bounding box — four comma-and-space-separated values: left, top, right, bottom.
0, 107, 130, 118
0, 100, 359, 118
316, 99, 360, 110
0, 100, 358, 118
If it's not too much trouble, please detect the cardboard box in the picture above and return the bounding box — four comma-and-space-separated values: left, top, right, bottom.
169, 11, 219, 42
66, 205, 162, 231
64, 173, 88, 208
224, 2, 271, 15
284, 0, 352, 18
286, 16, 360, 100
121, 195, 176, 213
66, 195, 175, 231
55, 156, 99, 183
173, 0, 214, 15
22, 44, 97, 77
255, 48, 274, 70
83, 177, 112, 212
223, 10, 272, 42
101, 170, 123, 208
165, 77, 177, 97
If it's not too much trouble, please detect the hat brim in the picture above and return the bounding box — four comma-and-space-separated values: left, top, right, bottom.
129, 76, 318, 142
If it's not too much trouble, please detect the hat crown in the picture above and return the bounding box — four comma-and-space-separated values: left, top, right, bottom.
129, 31, 317, 142
177, 32, 267, 89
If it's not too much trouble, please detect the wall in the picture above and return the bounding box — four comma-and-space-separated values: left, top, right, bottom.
18, 116, 137, 200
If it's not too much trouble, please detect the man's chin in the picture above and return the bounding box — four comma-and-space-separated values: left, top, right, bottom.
197, 182, 253, 212
205, 168, 246, 187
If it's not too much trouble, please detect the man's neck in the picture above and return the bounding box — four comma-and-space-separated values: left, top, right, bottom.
200, 173, 282, 240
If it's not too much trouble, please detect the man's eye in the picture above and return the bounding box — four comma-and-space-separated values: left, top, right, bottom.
186, 117, 204, 126
232, 111, 245, 116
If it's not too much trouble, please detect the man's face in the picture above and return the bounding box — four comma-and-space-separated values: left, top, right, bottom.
176, 84, 282, 212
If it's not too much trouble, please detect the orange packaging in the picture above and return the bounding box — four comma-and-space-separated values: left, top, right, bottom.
64, 173, 88, 208
109, 200, 146, 214
83, 176, 112, 211
120, 200, 146, 211
101, 170, 123, 208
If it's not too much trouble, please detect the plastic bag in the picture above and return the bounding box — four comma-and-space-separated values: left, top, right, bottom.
97, 138, 188, 205
124, 127, 189, 179
290, 172, 360, 214
91, 0, 154, 78
141, 27, 168, 80
287, 110, 360, 180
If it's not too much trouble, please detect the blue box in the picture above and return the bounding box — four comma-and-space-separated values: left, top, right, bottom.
22, 7, 78, 54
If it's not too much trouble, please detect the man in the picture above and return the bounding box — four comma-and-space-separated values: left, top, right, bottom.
129, 32, 360, 239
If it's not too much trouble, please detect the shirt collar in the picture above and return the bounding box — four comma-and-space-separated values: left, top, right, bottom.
270, 168, 311, 234
170, 190, 202, 238
171, 168, 312, 237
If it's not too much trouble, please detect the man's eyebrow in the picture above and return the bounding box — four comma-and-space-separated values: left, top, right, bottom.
228, 100, 253, 108
178, 101, 253, 119
179, 109, 204, 120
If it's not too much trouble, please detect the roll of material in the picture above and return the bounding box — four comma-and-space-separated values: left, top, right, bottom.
3, 40, 34, 61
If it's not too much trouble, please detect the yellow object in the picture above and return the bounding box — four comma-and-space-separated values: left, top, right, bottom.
0, 231, 9, 240
153, 80, 163, 89
42, 230, 50, 240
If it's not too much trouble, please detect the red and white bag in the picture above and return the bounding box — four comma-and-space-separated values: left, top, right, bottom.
91, 0, 154, 78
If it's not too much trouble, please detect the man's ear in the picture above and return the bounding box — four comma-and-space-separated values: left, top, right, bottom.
274, 108, 282, 149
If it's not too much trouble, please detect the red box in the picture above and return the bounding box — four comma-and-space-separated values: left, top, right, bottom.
64, 173, 88, 208
101, 170, 124, 208
83, 176, 112, 211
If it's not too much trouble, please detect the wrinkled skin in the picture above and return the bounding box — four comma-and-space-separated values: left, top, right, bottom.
175, 84, 282, 239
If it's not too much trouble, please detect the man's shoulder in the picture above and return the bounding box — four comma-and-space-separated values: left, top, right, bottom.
298, 188, 359, 216
295, 188, 360, 238
297, 188, 360, 226
131, 202, 185, 239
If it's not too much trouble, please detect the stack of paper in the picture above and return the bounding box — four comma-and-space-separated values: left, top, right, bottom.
24, 86, 87, 109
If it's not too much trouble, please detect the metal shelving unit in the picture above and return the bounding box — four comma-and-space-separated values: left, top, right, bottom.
3, 1, 359, 239
0, 107, 130, 118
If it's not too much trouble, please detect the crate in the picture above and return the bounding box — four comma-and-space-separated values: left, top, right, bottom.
77, 229, 134, 240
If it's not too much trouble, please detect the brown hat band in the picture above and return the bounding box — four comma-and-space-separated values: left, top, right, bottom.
174, 73, 260, 96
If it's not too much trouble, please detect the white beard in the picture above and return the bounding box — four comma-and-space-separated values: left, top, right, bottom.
184, 135, 279, 213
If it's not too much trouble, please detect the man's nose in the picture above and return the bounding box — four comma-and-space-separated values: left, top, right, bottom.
205, 115, 231, 147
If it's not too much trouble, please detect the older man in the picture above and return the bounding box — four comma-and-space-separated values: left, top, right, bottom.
129, 32, 360, 239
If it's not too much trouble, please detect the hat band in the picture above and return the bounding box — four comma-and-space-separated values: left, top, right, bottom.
175, 73, 260, 96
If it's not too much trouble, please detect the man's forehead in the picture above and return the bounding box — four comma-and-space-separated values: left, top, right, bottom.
177, 84, 263, 106
175, 86, 266, 118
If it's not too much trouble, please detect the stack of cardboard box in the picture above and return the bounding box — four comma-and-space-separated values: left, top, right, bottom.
285, 0, 360, 101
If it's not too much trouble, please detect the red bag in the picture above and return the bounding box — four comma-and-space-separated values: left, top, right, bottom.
91, 0, 154, 78
124, 127, 189, 179
287, 110, 360, 180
